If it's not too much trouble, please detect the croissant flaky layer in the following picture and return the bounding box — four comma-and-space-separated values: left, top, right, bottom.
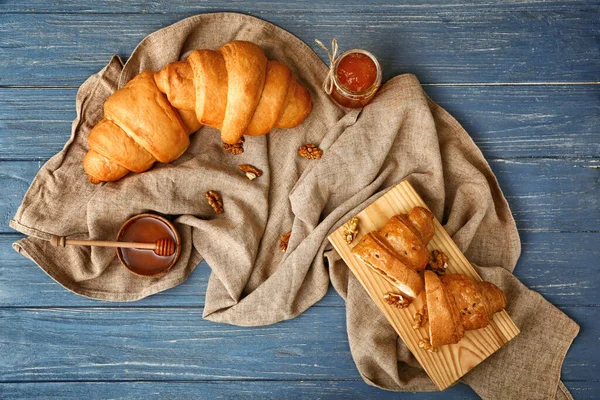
83, 40, 313, 184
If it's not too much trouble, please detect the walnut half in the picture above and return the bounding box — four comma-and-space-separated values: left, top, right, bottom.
413, 305, 428, 329
280, 231, 291, 252
205, 190, 223, 214
383, 292, 411, 309
427, 249, 449, 275
341, 217, 359, 244
238, 164, 263, 180
223, 137, 245, 155
418, 338, 437, 353
298, 144, 323, 160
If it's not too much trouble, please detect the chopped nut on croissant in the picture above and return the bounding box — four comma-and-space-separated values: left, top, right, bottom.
223, 137, 245, 155
383, 292, 411, 309
298, 143, 323, 159
342, 217, 359, 244
238, 164, 263, 180
205, 190, 223, 214
280, 231, 291, 252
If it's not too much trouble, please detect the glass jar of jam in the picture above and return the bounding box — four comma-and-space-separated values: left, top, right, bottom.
331, 49, 382, 108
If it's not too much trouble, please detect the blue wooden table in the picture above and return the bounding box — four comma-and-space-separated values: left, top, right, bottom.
1, 1, 598, 398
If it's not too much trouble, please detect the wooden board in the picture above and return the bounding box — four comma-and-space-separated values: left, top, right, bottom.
328, 180, 520, 390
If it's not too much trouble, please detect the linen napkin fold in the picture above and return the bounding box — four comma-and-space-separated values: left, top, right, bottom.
10, 12, 579, 399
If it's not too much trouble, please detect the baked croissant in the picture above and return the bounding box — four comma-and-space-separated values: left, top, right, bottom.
83, 40, 312, 184
351, 206, 435, 298
424, 270, 507, 347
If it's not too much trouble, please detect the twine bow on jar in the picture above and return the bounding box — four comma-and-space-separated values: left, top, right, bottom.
315, 38, 339, 95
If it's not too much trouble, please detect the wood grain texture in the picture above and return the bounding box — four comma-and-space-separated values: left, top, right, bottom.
1, 379, 598, 400
328, 181, 519, 390
1, 5, 599, 87
3, 159, 597, 234
0, 380, 478, 400
1, 85, 598, 159
4, 0, 598, 13
0, 306, 594, 384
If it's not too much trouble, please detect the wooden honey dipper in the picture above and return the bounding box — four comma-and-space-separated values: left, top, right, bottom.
49, 235, 176, 257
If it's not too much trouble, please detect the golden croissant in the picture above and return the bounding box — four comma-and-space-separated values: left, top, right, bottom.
83, 40, 312, 184
424, 270, 507, 347
351, 206, 436, 298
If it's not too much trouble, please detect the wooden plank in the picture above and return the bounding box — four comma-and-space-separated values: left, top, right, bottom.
1, 231, 597, 308
423, 85, 600, 160
516, 231, 600, 305
3, 381, 597, 400
0, 305, 592, 383
0, 381, 480, 400
489, 158, 599, 232
4, 0, 598, 13
0, 380, 479, 399
8, 382, 598, 400
564, 381, 600, 400
0, 307, 356, 382
2, 157, 598, 234
1, 85, 598, 159
1, 6, 599, 87
2, 381, 598, 400
328, 181, 519, 390
2, 380, 598, 400
0, 234, 340, 308
0, 380, 600, 400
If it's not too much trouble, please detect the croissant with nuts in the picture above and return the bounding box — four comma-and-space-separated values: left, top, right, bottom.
83, 40, 312, 184
424, 270, 507, 347
351, 206, 435, 298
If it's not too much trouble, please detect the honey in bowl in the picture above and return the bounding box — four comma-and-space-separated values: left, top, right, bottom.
116, 213, 181, 277
331, 49, 382, 108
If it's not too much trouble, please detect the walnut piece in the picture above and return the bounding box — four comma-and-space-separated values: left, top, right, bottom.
238, 164, 263, 180
383, 292, 411, 309
280, 231, 291, 252
418, 338, 437, 353
413, 305, 428, 329
223, 137, 245, 155
341, 217, 359, 244
427, 249, 449, 275
298, 144, 323, 160
205, 190, 223, 214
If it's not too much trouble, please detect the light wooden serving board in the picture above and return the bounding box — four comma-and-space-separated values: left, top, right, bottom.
328, 180, 519, 390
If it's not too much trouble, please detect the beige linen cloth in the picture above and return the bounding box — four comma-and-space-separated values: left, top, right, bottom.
10, 13, 578, 399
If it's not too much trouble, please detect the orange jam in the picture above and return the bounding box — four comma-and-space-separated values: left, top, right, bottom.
336, 53, 378, 92
331, 49, 382, 108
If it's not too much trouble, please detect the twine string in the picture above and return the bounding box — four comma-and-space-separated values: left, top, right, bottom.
315, 38, 339, 94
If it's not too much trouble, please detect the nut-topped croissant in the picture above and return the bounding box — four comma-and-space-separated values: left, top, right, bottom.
351, 207, 436, 298
424, 270, 507, 347
83, 40, 312, 184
